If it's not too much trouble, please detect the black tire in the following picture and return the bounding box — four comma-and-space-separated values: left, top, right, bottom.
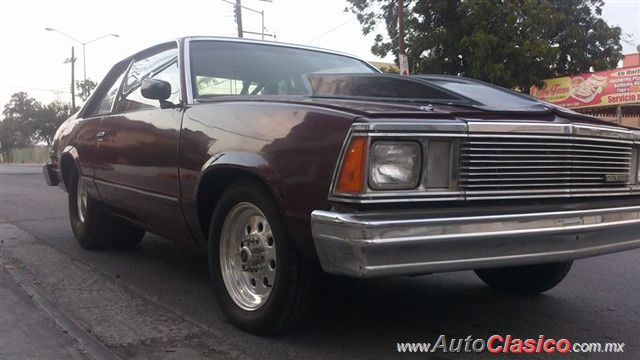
474, 261, 573, 294
208, 179, 315, 335
68, 166, 144, 250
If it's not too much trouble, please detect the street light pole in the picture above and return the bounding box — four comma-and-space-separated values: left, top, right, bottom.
71, 46, 75, 109
45, 28, 119, 82
81, 34, 119, 82
83, 43, 87, 82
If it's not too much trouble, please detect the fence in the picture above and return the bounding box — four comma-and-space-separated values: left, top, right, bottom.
0, 147, 51, 164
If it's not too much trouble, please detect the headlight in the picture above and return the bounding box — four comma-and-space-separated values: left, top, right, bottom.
369, 141, 421, 190
632, 146, 640, 185
636, 147, 640, 184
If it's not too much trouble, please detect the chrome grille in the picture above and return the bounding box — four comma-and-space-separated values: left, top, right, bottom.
460, 135, 634, 199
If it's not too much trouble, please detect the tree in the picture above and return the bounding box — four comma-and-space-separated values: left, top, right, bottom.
76, 79, 98, 102
0, 93, 74, 160
34, 102, 74, 145
0, 92, 41, 157
346, 0, 623, 92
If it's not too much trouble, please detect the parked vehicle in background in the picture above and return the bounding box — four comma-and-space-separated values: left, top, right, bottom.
43, 37, 640, 335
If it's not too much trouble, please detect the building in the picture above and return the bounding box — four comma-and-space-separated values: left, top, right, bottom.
530, 53, 640, 129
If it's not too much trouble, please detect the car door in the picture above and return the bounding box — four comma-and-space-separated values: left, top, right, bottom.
94, 43, 191, 243
64, 61, 129, 203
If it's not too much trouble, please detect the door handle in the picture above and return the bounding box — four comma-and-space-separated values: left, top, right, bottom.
96, 130, 107, 141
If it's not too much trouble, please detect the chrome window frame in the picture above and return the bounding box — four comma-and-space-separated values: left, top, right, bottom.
182, 37, 381, 104
112, 42, 180, 115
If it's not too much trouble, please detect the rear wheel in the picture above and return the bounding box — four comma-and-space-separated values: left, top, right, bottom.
68, 166, 144, 250
208, 180, 315, 335
474, 261, 573, 294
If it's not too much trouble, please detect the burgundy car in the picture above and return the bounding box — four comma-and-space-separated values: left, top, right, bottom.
43, 37, 640, 335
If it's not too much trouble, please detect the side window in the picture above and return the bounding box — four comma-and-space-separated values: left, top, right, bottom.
189, 41, 376, 100
116, 61, 180, 112
193, 76, 298, 97
85, 69, 126, 117
116, 47, 179, 113
195, 76, 260, 96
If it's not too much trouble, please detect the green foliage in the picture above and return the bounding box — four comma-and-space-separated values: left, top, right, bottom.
35, 102, 74, 145
76, 79, 98, 102
345, 0, 623, 92
4, 146, 51, 164
0, 93, 74, 158
1, 92, 40, 152
378, 65, 399, 74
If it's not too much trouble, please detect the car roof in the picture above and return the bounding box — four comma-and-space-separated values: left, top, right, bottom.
118, 36, 377, 74
181, 36, 362, 60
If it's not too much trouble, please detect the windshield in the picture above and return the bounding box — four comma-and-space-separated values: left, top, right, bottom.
189, 41, 377, 100
426, 78, 542, 108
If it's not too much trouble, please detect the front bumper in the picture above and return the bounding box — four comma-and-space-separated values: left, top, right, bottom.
311, 205, 640, 277
42, 163, 59, 186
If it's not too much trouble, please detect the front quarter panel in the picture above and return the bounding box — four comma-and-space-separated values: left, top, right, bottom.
179, 101, 356, 257
52, 113, 100, 193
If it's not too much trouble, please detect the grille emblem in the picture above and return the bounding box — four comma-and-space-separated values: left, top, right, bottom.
604, 174, 629, 183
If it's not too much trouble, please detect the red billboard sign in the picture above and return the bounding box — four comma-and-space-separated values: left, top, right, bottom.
530, 66, 640, 109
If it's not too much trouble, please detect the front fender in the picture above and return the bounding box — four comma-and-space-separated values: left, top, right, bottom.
58, 145, 81, 191
194, 151, 284, 204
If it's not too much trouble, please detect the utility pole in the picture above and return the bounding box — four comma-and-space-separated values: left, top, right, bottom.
235, 0, 244, 38
223, 0, 274, 39
82, 43, 87, 82
69, 46, 76, 109
261, 10, 265, 39
397, 0, 409, 76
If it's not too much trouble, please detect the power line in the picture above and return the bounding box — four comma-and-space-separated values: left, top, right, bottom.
306, 18, 356, 44
4, 86, 63, 93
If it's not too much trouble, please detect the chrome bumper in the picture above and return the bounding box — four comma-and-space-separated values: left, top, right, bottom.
311, 205, 640, 277
42, 163, 59, 186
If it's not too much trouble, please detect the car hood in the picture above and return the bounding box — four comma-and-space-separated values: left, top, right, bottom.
197, 74, 627, 129
298, 73, 623, 127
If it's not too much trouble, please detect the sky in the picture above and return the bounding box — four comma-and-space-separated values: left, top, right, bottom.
0, 0, 638, 107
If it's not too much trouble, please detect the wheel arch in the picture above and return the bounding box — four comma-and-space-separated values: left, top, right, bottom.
194, 152, 285, 244
59, 146, 81, 192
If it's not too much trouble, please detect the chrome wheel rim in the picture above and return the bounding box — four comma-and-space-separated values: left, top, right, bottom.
76, 177, 88, 223
220, 202, 277, 311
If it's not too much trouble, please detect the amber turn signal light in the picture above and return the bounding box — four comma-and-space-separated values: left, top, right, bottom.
336, 136, 367, 193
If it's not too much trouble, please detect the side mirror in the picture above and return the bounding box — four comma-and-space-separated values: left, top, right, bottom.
141, 79, 171, 100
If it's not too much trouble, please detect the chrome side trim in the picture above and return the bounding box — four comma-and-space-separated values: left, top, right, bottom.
184, 38, 194, 104
351, 121, 467, 133
311, 205, 640, 277
93, 179, 178, 203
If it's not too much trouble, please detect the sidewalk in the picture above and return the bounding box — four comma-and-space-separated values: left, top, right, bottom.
0, 163, 42, 175
0, 264, 87, 359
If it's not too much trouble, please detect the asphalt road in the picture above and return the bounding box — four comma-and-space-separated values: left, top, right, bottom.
1, 164, 638, 359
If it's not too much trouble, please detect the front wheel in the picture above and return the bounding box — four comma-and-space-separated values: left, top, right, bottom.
208, 180, 315, 335
474, 261, 573, 294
